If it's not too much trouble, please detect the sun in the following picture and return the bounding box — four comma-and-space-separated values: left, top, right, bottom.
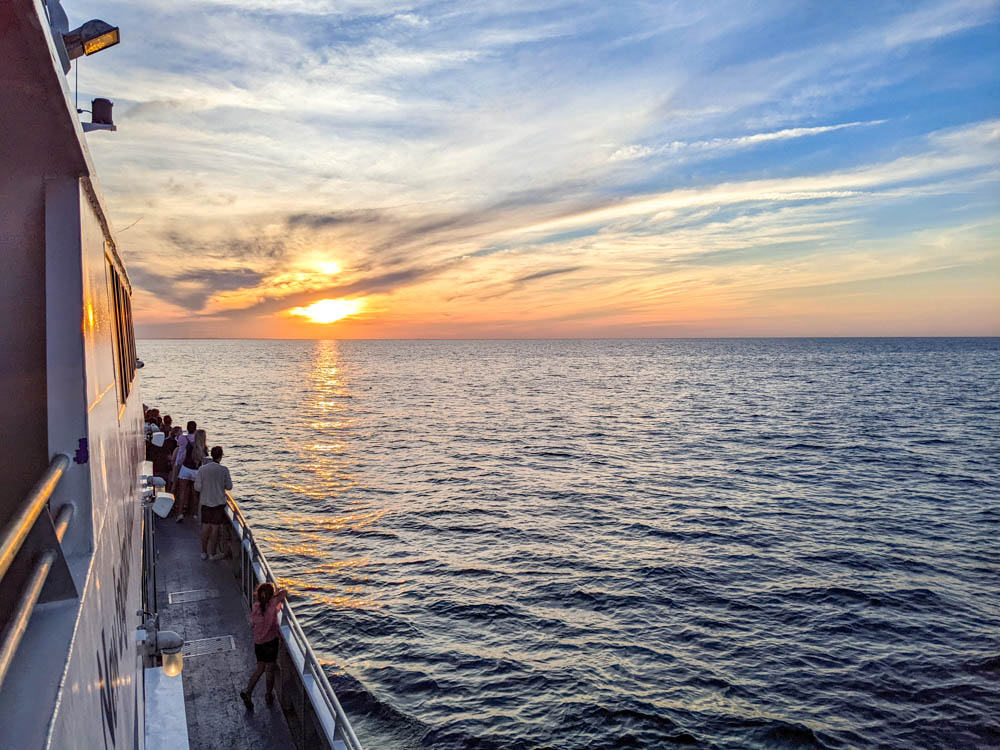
314, 260, 341, 275
287, 298, 363, 324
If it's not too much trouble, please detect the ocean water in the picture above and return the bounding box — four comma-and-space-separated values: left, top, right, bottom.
138, 338, 999, 749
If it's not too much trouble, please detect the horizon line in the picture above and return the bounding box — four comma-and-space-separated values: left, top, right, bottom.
136, 335, 1000, 342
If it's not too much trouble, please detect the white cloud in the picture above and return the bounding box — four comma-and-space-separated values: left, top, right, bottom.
609, 121, 888, 162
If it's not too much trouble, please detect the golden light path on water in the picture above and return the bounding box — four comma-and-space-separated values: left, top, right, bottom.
264, 340, 387, 614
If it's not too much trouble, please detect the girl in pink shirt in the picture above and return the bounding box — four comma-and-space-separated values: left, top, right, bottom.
240, 582, 288, 711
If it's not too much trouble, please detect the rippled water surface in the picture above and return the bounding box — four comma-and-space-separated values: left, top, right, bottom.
139, 338, 999, 749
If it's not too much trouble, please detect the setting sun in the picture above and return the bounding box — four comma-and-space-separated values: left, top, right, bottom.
314, 261, 341, 275
287, 298, 363, 324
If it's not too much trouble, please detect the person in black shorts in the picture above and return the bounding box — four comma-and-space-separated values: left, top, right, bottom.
240, 582, 288, 711
194, 445, 232, 560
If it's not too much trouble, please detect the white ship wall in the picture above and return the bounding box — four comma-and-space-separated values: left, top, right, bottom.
46, 185, 145, 750
0, 3, 148, 749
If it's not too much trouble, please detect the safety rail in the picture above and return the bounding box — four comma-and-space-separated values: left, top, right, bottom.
0, 454, 70, 582
224, 491, 364, 750
0, 454, 73, 688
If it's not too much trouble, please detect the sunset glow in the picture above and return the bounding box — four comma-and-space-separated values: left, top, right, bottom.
314, 261, 342, 276
288, 298, 364, 325
74, 1, 998, 339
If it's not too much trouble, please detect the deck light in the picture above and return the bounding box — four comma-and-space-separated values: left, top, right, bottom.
160, 633, 184, 677
62, 20, 120, 60
138, 614, 185, 677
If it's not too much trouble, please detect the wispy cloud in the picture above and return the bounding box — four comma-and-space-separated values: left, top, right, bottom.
609, 121, 888, 162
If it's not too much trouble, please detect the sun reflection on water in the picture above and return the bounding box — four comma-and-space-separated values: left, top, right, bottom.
249, 341, 396, 619
276, 509, 389, 532
275, 575, 381, 610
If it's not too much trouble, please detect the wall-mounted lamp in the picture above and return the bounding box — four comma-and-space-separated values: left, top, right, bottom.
45, 1, 120, 73
62, 20, 120, 60
137, 613, 184, 677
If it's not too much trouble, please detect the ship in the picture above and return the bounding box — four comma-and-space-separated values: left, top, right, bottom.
0, 1, 363, 747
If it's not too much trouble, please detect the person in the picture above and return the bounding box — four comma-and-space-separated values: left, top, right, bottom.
173, 419, 198, 484
162, 414, 173, 434
165, 426, 182, 492
171, 420, 197, 508
145, 428, 156, 462
195, 446, 232, 560
175, 428, 207, 523
155, 427, 179, 488
151, 427, 176, 486
240, 582, 288, 711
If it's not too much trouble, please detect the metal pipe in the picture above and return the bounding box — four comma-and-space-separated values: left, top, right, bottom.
0, 550, 56, 689
0, 454, 70, 584
53, 503, 75, 543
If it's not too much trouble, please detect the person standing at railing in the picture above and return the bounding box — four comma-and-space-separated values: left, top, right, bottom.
194, 445, 232, 560
175, 428, 207, 522
152, 426, 178, 488
164, 426, 182, 491
171, 420, 197, 507
241, 582, 288, 712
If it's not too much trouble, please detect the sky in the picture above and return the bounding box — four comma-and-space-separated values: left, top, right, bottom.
72, 0, 1000, 338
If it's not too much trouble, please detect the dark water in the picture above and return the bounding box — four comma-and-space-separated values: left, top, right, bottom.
138, 338, 1000, 749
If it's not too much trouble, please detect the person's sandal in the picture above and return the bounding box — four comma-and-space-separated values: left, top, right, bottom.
240, 690, 254, 711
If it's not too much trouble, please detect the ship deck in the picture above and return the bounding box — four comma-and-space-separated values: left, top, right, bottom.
155, 515, 297, 750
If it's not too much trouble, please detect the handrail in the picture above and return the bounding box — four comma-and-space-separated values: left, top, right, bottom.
225, 491, 364, 750
0, 550, 57, 688
52, 503, 75, 543
0, 453, 70, 585
0, 454, 75, 689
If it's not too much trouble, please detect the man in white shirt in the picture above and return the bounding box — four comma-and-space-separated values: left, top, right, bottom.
194, 445, 233, 560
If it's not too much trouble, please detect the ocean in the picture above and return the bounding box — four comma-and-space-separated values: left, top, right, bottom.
138, 338, 999, 749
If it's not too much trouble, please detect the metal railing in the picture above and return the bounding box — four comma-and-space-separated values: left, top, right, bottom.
224, 491, 364, 750
0, 454, 73, 688
0, 454, 70, 582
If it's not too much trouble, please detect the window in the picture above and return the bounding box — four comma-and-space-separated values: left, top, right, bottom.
107, 256, 136, 405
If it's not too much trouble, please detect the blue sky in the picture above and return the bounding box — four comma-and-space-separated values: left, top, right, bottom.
72, 0, 1000, 337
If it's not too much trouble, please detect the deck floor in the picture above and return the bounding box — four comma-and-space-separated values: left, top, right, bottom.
155, 514, 297, 750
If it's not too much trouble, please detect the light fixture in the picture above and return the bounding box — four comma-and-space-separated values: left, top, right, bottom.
62, 20, 120, 60
45, 2, 120, 73
160, 634, 184, 677
137, 613, 185, 677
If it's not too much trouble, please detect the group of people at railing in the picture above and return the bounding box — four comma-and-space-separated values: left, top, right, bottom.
144, 406, 232, 561
144, 406, 295, 715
